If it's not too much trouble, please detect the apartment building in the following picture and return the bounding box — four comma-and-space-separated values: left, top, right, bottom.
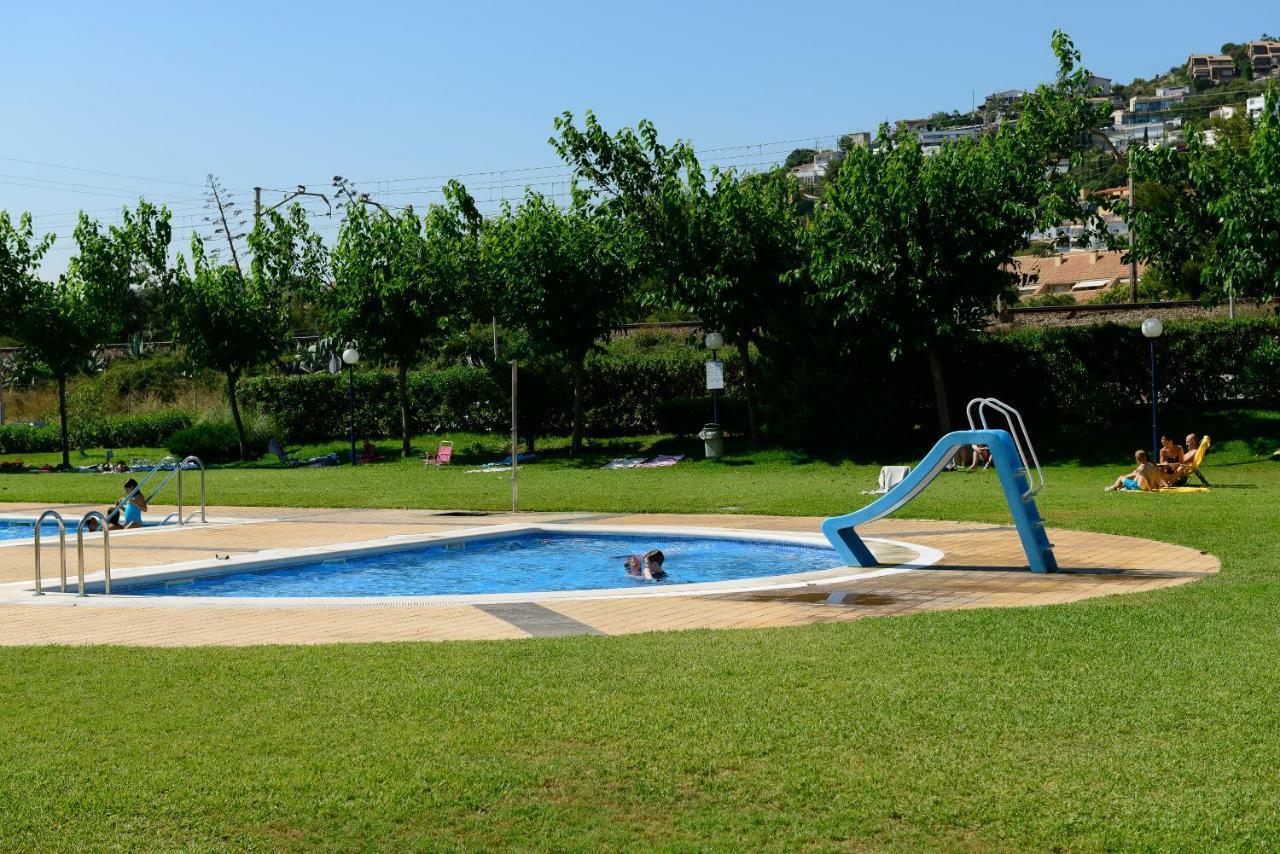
1246, 41, 1280, 77
1187, 53, 1236, 83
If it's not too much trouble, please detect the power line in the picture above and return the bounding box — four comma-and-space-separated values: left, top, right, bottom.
0, 153, 220, 189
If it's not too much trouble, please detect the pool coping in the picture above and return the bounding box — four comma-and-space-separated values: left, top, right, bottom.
0, 523, 943, 608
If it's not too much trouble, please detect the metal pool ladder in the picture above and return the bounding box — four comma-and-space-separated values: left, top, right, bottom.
127, 455, 207, 525
32, 510, 68, 595
31, 510, 111, 596
75, 511, 112, 596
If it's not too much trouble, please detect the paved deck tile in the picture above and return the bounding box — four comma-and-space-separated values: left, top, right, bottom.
0, 504, 1218, 646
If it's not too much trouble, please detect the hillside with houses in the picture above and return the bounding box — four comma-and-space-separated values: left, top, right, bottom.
785, 36, 1279, 308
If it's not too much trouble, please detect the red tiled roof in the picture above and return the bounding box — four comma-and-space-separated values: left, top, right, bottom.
1013, 251, 1147, 302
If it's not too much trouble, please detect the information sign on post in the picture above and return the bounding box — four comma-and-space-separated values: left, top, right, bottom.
705, 360, 725, 391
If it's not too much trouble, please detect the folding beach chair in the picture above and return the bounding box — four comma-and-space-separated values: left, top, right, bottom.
423, 441, 453, 467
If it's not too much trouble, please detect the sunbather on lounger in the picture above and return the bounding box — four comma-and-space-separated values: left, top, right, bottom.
1159, 436, 1185, 466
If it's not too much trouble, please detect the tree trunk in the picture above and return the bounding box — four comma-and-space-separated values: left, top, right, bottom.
227, 371, 247, 461
57, 373, 69, 469
736, 337, 761, 444
926, 345, 951, 434
398, 363, 412, 458
570, 354, 586, 455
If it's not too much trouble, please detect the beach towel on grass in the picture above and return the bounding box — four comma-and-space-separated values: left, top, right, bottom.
602, 457, 647, 470
862, 466, 911, 495
1119, 486, 1210, 494
635, 454, 684, 468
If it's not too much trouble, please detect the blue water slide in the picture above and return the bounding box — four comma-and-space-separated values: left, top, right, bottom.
821, 428, 1058, 574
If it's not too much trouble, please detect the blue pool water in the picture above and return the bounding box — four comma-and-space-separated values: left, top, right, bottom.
0, 518, 162, 542
126, 533, 843, 597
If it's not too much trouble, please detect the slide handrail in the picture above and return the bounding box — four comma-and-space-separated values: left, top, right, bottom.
32, 510, 68, 595
966, 398, 1044, 496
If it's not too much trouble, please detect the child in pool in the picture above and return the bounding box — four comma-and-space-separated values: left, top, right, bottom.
623, 549, 668, 580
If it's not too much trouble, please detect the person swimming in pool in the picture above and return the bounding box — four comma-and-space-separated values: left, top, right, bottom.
623, 549, 668, 580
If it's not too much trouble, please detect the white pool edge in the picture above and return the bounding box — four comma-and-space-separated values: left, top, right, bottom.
0, 522, 943, 608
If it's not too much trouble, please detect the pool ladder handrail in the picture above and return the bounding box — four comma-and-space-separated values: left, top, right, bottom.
965, 398, 1045, 498
32, 510, 68, 595
146, 456, 206, 525
74, 512, 111, 596
121, 455, 206, 525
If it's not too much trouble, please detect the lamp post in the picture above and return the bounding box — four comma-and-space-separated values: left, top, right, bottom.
1141, 318, 1162, 456
342, 346, 359, 465
704, 332, 724, 424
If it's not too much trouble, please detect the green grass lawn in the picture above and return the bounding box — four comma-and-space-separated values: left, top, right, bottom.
1, 418, 1279, 848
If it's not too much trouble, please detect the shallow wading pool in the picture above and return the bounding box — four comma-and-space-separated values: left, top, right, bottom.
122, 532, 846, 598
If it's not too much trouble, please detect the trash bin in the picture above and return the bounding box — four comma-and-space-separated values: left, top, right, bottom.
698, 423, 724, 459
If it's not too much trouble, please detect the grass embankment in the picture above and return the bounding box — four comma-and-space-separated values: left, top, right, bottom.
1, 420, 1279, 848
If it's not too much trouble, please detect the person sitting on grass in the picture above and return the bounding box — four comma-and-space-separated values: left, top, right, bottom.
87, 479, 148, 531
1159, 435, 1185, 467
968, 444, 992, 471
1106, 450, 1168, 492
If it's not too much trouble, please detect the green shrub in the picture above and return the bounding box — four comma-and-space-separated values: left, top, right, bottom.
239, 367, 507, 443
167, 419, 262, 464
0, 422, 61, 455
1243, 336, 1280, 406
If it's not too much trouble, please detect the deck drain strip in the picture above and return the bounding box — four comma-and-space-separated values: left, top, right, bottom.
475, 603, 605, 637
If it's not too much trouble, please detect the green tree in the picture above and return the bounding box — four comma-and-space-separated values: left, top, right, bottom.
1200, 85, 1280, 303
784, 148, 817, 169
324, 183, 480, 458
0, 212, 53, 335
482, 191, 633, 454
807, 31, 1108, 431
168, 204, 322, 459
658, 167, 804, 442
9, 204, 170, 467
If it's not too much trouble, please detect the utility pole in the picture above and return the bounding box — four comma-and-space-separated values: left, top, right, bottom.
1128, 162, 1138, 304
253, 185, 331, 226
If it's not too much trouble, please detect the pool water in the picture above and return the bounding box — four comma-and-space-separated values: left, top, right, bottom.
126, 533, 843, 597
0, 519, 162, 542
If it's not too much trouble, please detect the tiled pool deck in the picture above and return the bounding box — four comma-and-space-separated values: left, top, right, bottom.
0, 503, 1218, 645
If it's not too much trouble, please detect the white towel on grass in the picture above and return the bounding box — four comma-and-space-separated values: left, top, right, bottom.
862, 466, 910, 495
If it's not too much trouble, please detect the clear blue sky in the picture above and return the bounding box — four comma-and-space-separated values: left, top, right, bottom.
3, 0, 1274, 270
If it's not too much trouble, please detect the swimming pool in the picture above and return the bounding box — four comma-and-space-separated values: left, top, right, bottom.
0, 517, 164, 542
123, 532, 846, 598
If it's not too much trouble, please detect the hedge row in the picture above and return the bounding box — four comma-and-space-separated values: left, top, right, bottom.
238, 365, 508, 443
233, 317, 1280, 447
762, 315, 1280, 454
239, 338, 746, 442
950, 317, 1280, 427
0, 410, 194, 455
